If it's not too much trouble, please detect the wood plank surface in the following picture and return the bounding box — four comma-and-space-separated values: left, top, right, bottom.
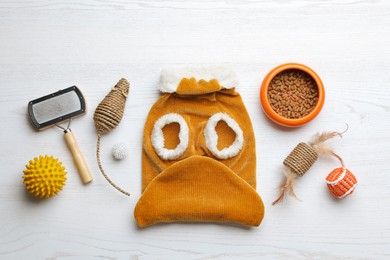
0, 0, 389, 259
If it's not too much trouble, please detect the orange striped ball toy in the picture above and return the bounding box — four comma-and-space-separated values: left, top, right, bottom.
326, 167, 357, 199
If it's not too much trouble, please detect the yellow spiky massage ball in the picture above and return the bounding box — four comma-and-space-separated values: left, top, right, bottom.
23, 155, 67, 198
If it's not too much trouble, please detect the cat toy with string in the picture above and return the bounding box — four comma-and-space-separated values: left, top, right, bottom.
272, 126, 357, 205
27, 86, 93, 184
93, 78, 131, 196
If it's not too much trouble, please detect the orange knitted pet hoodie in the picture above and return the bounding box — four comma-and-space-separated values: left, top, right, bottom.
134, 67, 265, 227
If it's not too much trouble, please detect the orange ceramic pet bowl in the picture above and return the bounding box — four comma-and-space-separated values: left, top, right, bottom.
260, 63, 325, 127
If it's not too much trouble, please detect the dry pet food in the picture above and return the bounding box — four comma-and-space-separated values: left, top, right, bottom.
268, 69, 319, 119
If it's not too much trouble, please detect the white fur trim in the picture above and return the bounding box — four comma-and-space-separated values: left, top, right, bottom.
159, 66, 239, 93
151, 113, 189, 160
204, 112, 244, 159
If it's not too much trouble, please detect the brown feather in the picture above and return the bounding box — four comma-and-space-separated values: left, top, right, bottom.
272, 167, 299, 205
274, 125, 348, 205
309, 131, 342, 147
309, 124, 348, 147
313, 143, 345, 167
309, 127, 347, 167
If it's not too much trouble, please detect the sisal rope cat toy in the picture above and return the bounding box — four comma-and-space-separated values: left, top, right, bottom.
94, 78, 130, 196
273, 126, 357, 205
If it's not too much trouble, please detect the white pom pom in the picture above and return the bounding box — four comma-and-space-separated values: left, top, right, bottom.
112, 143, 128, 160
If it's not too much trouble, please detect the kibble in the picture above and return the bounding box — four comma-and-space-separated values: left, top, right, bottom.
267, 69, 319, 119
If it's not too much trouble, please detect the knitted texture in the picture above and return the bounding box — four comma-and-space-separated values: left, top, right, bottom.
134, 67, 264, 228
283, 142, 318, 176
94, 78, 130, 196
326, 167, 357, 198
112, 143, 128, 160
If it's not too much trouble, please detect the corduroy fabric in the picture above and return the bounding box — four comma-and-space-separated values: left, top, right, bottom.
134, 72, 265, 227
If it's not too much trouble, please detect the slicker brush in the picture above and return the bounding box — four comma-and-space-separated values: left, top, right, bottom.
23, 155, 67, 199
94, 78, 130, 196
273, 127, 349, 205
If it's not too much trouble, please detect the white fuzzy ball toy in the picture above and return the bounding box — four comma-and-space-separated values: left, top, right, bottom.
112, 143, 128, 160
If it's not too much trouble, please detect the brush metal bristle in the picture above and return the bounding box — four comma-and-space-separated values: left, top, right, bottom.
28, 86, 86, 130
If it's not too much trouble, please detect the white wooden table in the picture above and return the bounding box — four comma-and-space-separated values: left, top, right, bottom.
1, 0, 390, 259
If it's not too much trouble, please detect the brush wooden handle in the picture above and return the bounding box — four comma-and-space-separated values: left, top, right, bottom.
64, 130, 93, 184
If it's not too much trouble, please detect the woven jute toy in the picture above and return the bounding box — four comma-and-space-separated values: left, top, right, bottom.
94, 78, 130, 196
273, 127, 357, 205
134, 67, 264, 227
